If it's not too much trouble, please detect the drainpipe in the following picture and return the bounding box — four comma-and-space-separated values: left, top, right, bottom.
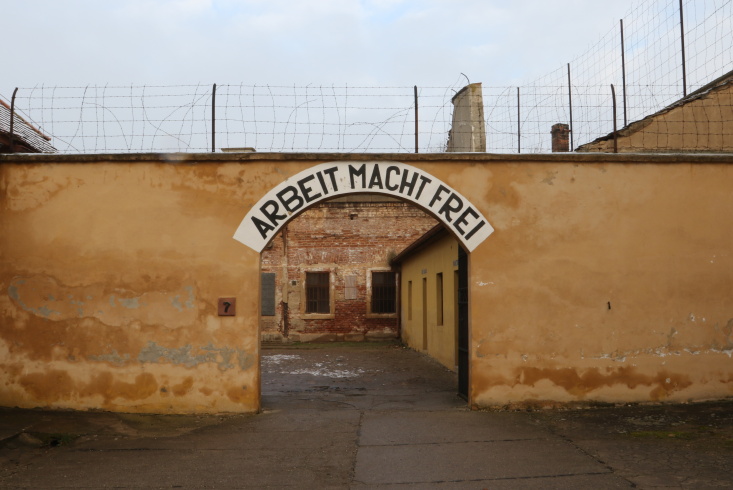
281, 224, 289, 338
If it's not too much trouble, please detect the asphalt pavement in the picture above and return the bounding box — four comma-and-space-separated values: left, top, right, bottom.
1, 342, 731, 489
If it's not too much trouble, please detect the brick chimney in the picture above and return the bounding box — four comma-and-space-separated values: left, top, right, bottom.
551, 123, 570, 152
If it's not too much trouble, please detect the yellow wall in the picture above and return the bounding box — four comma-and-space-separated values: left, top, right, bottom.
1, 153, 732, 413
398, 232, 459, 370
0, 160, 269, 413
469, 158, 733, 407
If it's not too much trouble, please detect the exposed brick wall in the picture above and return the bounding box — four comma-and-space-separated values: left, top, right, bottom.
261, 200, 438, 342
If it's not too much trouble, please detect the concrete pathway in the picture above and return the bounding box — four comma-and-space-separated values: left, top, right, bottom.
1, 343, 731, 488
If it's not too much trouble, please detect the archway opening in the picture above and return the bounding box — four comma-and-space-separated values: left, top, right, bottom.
256, 192, 471, 406
235, 161, 492, 408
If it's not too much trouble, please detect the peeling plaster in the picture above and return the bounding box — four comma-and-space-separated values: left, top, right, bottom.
170, 286, 195, 312
8, 283, 60, 319
137, 341, 253, 371
589, 345, 733, 360
116, 296, 141, 309
476, 365, 695, 400
8, 276, 198, 328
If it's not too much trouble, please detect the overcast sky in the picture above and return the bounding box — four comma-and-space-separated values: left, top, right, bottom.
5, 0, 638, 91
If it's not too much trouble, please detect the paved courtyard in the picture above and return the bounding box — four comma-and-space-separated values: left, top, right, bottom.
1, 342, 732, 488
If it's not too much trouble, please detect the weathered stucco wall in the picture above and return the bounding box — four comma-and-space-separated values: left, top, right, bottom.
469, 158, 733, 407
1, 153, 732, 413
0, 158, 273, 413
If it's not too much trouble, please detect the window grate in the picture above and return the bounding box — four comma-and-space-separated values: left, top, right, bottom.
372, 271, 396, 314
306, 272, 330, 314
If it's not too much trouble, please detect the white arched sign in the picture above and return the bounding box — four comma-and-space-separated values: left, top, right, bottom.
233, 161, 493, 253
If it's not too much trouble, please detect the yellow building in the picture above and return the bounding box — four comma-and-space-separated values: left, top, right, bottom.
391, 225, 461, 373
577, 69, 733, 153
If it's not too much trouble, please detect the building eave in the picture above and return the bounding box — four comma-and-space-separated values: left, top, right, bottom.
390, 224, 448, 266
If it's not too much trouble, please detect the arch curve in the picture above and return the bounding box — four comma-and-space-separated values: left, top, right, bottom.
233, 161, 493, 252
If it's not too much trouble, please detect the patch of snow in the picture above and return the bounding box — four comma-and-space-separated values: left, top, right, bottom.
262, 354, 302, 365
286, 367, 366, 378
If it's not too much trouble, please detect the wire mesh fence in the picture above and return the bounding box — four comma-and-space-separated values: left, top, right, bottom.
2, 0, 731, 155
3, 84, 458, 154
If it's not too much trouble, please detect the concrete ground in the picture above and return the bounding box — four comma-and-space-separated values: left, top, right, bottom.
0, 342, 731, 489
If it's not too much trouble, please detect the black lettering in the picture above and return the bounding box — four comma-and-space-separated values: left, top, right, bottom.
252, 216, 275, 239
315, 171, 330, 196
297, 174, 322, 203
385, 166, 400, 191
465, 220, 486, 240
415, 175, 432, 200
349, 164, 366, 189
276, 186, 304, 213
438, 193, 464, 223
454, 207, 480, 236
260, 200, 286, 227
429, 184, 450, 207
399, 170, 418, 197
323, 166, 339, 192
368, 164, 384, 189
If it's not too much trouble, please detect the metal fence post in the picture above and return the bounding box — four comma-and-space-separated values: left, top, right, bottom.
679, 0, 687, 97
611, 84, 618, 153
567, 64, 574, 151
620, 19, 628, 126
414, 85, 419, 153
9, 88, 18, 153
516, 87, 521, 153
212, 83, 217, 152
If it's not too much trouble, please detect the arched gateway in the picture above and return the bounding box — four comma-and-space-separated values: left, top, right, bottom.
236, 161, 494, 401
234, 162, 493, 252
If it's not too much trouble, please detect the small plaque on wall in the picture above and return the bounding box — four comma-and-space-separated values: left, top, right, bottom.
218, 298, 236, 316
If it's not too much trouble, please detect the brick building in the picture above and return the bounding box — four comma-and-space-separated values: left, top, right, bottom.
260, 195, 438, 343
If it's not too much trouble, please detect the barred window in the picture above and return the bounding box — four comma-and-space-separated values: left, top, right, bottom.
261, 272, 276, 316
306, 272, 330, 314
372, 271, 396, 314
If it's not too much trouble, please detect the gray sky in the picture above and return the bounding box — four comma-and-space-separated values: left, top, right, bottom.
5, 0, 638, 90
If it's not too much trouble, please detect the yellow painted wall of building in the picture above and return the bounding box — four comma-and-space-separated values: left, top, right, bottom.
1, 153, 732, 413
398, 231, 459, 371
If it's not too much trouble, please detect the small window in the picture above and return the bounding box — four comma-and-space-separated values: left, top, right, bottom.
372, 271, 396, 314
306, 272, 330, 314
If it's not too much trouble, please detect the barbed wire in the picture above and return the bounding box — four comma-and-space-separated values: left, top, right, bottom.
2, 0, 731, 155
